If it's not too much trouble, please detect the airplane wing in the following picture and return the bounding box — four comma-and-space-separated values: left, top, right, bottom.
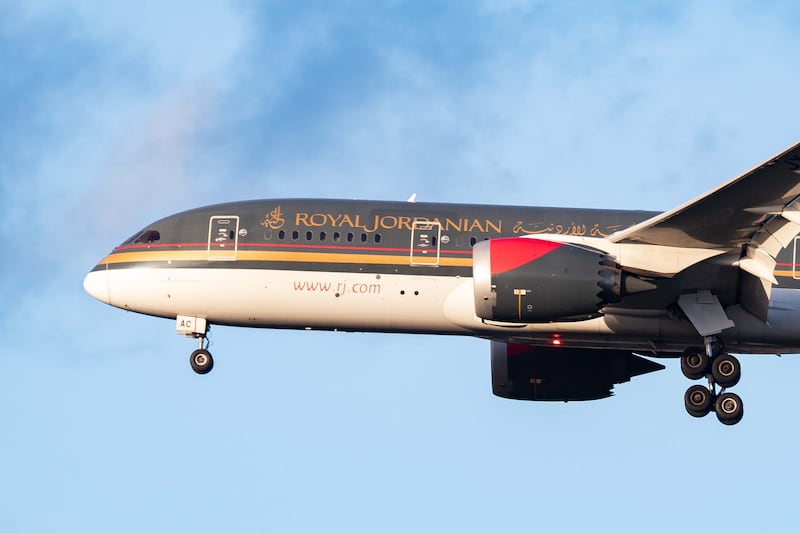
609, 141, 800, 252
605, 142, 800, 323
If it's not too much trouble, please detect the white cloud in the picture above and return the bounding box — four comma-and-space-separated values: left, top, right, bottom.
1, 1, 252, 249
236, 2, 799, 210
9, 0, 248, 84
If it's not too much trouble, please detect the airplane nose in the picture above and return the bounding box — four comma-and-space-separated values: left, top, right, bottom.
84, 268, 110, 304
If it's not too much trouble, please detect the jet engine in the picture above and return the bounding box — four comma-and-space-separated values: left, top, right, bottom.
473, 237, 621, 322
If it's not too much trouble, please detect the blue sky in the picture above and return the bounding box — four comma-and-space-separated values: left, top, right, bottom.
3, 1, 800, 531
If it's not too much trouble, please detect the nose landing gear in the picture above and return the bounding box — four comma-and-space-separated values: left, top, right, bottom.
680, 338, 743, 425
176, 315, 215, 375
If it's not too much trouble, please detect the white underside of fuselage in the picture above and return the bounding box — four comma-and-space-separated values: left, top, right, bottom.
84, 266, 800, 354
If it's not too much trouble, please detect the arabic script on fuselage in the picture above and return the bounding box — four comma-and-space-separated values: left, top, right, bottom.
512, 221, 623, 238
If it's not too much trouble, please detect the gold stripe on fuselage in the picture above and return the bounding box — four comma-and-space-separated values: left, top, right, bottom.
101, 252, 799, 275
100, 249, 473, 267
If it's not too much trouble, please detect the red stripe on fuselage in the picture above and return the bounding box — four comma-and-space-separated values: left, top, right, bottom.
490, 238, 562, 275
114, 241, 474, 255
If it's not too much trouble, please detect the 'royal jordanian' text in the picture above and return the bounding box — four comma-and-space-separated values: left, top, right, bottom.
294, 213, 502, 233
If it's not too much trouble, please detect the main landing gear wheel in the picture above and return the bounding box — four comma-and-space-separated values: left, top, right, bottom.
684, 385, 714, 418
711, 353, 741, 389
715, 392, 744, 426
680, 349, 709, 380
680, 336, 744, 425
190, 349, 214, 374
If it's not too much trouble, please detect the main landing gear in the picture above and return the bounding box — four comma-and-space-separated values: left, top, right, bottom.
681, 337, 743, 425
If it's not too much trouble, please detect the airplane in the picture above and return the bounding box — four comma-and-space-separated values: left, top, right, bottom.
84, 141, 800, 426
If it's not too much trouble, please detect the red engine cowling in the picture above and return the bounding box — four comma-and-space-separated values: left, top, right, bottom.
473, 237, 620, 322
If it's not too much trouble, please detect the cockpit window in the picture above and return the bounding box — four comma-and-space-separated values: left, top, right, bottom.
135, 230, 161, 243
124, 229, 161, 245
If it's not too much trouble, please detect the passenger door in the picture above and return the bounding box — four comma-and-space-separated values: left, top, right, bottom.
410, 220, 441, 266
208, 216, 240, 260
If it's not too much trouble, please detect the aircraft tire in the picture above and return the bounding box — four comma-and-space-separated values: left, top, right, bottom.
684, 384, 714, 418
681, 350, 709, 380
715, 392, 744, 426
711, 354, 741, 389
190, 349, 214, 375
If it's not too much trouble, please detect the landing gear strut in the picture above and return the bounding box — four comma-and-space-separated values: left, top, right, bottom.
680, 337, 743, 425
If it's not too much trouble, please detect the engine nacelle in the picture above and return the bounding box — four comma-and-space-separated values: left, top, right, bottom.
473, 237, 619, 322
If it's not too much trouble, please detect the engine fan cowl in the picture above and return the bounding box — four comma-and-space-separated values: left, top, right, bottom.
473, 237, 620, 322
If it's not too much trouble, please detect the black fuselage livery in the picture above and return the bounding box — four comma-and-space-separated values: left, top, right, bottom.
86, 141, 800, 425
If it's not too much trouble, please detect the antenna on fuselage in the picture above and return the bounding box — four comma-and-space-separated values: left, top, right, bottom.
407, 193, 417, 203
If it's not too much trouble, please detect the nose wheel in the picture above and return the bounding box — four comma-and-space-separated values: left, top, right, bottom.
190, 348, 214, 374
680, 338, 743, 425
189, 333, 214, 374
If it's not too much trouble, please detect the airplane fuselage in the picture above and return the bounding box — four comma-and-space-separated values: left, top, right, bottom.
84, 198, 800, 355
